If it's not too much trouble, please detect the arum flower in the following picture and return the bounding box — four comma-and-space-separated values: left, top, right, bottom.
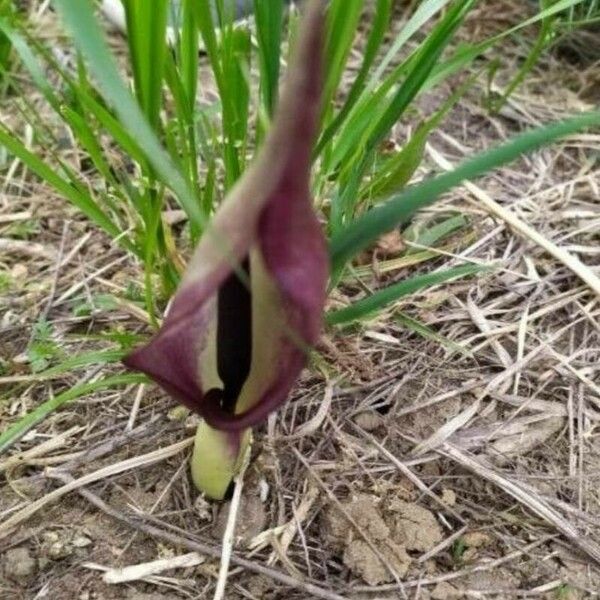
123, 1, 327, 499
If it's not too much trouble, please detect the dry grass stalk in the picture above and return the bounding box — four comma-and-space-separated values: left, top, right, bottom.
0, 438, 194, 539
428, 143, 600, 297
442, 443, 600, 566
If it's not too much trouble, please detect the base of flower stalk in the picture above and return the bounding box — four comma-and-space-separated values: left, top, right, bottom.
190, 421, 252, 500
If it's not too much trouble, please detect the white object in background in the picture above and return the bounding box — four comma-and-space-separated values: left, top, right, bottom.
100, 0, 126, 33
100, 0, 178, 43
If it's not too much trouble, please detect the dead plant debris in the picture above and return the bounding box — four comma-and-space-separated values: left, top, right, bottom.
1, 1, 600, 598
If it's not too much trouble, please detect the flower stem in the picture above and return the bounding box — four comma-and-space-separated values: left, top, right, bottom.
190, 421, 252, 500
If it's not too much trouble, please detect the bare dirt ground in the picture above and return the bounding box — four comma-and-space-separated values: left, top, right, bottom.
1, 2, 600, 598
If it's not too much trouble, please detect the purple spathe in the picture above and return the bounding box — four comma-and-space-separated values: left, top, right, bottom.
123, 2, 327, 433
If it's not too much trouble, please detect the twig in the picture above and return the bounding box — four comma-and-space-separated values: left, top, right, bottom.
126, 383, 145, 432
0, 426, 83, 474
292, 447, 408, 599
0, 237, 56, 260
90, 552, 204, 584
0, 437, 194, 538
59, 415, 160, 472
352, 535, 555, 592
37, 220, 70, 329
48, 472, 349, 600
428, 143, 600, 297
441, 443, 600, 566
0, 211, 32, 224
213, 445, 250, 600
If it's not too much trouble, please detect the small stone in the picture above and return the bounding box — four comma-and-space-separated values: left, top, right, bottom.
185, 414, 201, 430
258, 478, 269, 502
389, 500, 443, 552
463, 531, 492, 548
42, 530, 59, 543
12, 352, 29, 365
389, 479, 416, 502
43, 530, 72, 559
441, 488, 456, 506
194, 495, 212, 522
431, 582, 462, 599
167, 405, 189, 421
47, 541, 72, 560
376, 230, 405, 256
343, 539, 410, 585
72, 535, 92, 548
11, 264, 28, 280
3, 547, 37, 581
354, 411, 384, 431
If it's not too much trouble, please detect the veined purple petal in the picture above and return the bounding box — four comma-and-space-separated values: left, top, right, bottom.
124, 0, 327, 432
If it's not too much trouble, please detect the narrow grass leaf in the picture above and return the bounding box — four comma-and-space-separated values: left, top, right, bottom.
0, 374, 146, 454
490, 0, 556, 111
0, 126, 123, 242
369, 0, 452, 86
314, 0, 392, 157
180, 0, 200, 106
396, 311, 472, 357
52, 0, 203, 229
254, 0, 283, 119
404, 214, 468, 254
365, 74, 475, 200
330, 111, 600, 273
322, 0, 364, 121
331, 0, 476, 228
122, 0, 169, 130
327, 263, 484, 325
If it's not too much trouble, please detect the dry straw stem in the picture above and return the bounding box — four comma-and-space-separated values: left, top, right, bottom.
0, 237, 56, 259
0, 210, 32, 223
292, 447, 409, 598
213, 444, 251, 600
427, 143, 600, 297
351, 534, 556, 593
126, 383, 146, 431
545, 343, 600, 409
95, 552, 205, 584
0, 437, 194, 539
50, 472, 349, 600
281, 381, 334, 439
411, 396, 482, 456
441, 443, 600, 566
412, 318, 588, 457
273, 483, 319, 561
248, 481, 319, 565
0, 426, 83, 473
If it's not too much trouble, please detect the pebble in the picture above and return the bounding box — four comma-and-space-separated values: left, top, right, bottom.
3, 547, 37, 582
